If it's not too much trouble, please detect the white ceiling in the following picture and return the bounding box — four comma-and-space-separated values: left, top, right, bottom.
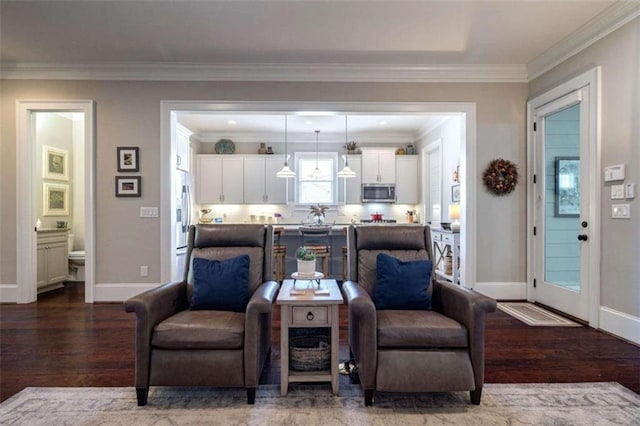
3, 0, 634, 82
176, 112, 450, 141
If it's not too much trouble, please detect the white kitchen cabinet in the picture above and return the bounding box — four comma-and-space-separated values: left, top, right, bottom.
175, 123, 193, 173
37, 230, 68, 292
196, 155, 244, 204
361, 148, 396, 183
342, 156, 362, 204
395, 156, 419, 204
244, 155, 288, 204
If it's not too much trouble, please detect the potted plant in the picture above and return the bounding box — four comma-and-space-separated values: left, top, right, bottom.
345, 141, 358, 154
309, 204, 328, 225
296, 247, 317, 275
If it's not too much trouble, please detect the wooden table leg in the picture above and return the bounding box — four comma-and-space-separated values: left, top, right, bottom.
280, 304, 289, 396
331, 304, 339, 395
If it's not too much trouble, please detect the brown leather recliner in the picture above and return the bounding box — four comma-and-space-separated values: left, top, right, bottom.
342, 225, 496, 406
124, 224, 279, 405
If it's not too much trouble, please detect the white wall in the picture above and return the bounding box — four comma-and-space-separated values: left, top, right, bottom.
1, 80, 528, 290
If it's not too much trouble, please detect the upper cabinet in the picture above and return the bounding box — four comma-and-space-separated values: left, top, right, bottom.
361, 148, 396, 183
244, 155, 288, 204
395, 156, 419, 204
196, 155, 244, 204
175, 123, 193, 173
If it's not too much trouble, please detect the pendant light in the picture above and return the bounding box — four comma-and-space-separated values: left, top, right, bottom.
276, 115, 295, 178
337, 115, 357, 178
310, 130, 322, 178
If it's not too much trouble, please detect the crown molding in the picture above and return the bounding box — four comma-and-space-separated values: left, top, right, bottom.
0, 61, 528, 83
527, 2, 640, 81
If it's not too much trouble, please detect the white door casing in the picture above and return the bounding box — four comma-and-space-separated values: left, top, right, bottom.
161, 101, 477, 290
527, 67, 601, 326
16, 100, 96, 303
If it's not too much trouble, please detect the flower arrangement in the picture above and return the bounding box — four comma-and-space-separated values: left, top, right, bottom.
482, 159, 519, 196
309, 204, 328, 217
296, 246, 317, 261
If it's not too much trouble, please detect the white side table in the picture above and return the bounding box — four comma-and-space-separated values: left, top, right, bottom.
276, 279, 344, 396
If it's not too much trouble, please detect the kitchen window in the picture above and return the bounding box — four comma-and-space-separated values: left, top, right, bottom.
295, 152, 338, 205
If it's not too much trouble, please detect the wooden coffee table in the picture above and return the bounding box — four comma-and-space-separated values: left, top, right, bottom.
276, 279, 344, 396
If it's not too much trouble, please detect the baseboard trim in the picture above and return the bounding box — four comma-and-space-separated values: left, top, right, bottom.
473, 282, 526, 300
94, 283, 161, 302
599, 306, 640, 345
0, 284, 18, 303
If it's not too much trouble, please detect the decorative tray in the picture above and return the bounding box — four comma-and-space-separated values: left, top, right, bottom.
214, 138, 235, 154
291, 272, 324, 280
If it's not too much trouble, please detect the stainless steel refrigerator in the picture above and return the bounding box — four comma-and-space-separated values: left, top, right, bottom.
175, 170, 193, 282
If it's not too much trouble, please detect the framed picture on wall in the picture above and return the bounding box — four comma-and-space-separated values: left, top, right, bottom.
43, 182, 69, 216
117, 147, 140, 172
115, 176, 141, 197
451, 184, 460, 203
43, 146, 69, 181
555, 157, 580, 217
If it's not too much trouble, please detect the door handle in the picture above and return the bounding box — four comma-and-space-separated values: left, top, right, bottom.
577, 234, 588, 241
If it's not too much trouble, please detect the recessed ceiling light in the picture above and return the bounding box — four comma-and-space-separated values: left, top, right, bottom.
379, 121, 388, 126
305, 120, 313, 125
227, 120, 237, 125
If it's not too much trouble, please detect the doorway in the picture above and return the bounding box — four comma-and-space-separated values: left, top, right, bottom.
527, 68, 601, 325
160, 101, 477, 289
16, 101, 96, 303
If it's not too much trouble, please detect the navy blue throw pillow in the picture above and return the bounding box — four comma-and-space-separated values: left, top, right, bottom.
190, 255, 250, 312
373, 253, 433, 310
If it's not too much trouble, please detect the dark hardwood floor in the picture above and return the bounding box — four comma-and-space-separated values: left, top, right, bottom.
1, 282, 638, 402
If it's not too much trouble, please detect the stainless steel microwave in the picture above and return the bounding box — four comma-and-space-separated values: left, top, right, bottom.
362, 184, 396, 203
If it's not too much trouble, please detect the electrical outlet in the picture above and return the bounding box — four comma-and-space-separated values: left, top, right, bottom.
140, 207, 159, 218
140, 265, 149, 277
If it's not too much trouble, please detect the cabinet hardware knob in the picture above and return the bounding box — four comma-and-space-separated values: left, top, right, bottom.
581, 221, 588, 228
306, 312, 314, 321
577, 234, 588, 241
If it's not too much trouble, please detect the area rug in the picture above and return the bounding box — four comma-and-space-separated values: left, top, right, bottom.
1, 383, 638, 425
497, 302, 581, 326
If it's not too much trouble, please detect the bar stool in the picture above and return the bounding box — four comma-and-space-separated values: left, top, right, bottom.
341, 227, 348, 280
273, 227, 286, 282
299, 225, 332, 276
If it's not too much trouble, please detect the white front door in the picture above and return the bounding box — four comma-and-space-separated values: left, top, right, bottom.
530, 78, 599, 322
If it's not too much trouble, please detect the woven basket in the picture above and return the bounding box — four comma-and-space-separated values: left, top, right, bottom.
289, 335, 331, 371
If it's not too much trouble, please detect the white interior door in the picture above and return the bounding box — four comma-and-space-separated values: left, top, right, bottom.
533, 89, 592, 321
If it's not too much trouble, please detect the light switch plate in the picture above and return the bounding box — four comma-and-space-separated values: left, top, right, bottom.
611, 184, 625, 200
140, 207, 159, 218
612, 204, 630, 219
625, 183, 635, 199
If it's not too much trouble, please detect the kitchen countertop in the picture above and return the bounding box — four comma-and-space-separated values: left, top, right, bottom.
36, 228, 69, 233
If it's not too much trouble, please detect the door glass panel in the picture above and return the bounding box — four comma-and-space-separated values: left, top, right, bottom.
544, 103, 581, 291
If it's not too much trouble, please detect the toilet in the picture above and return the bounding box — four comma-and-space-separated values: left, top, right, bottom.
67, 233, 86, 282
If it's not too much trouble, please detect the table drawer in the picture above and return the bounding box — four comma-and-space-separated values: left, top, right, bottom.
292, 306, 329, 326
431, 232, 442, 241
442, 234, 454, 243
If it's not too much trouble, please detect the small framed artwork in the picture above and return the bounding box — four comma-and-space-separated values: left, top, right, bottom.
43, 146, 69, 181
117, 147, 140, 172
115, 176, 142, 197
43, 182, 69, 216
451, 184, 460, 203
555, 157, 580, 217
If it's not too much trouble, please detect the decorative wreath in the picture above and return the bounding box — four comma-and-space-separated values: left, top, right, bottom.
482, 159, 519, 196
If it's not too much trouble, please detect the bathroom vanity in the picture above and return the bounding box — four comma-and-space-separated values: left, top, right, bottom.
37, 229, 68, 293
